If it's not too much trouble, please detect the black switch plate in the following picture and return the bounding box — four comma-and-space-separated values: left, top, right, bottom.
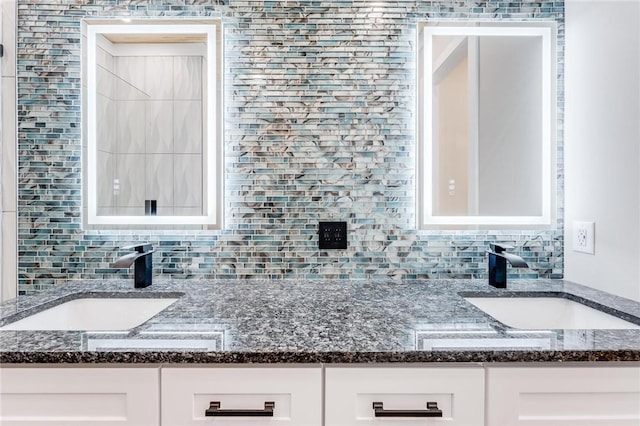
319, 221, 347, 250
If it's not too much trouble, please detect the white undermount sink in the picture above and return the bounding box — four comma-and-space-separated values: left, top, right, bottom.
0, 297, 178, 331
465, 297, 640, 330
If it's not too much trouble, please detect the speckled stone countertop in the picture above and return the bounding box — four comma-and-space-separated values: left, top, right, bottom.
1, 279, 639, 364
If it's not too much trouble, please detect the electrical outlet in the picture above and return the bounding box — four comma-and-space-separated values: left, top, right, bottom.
573, 221, 595, 254
319, 221, 347, 250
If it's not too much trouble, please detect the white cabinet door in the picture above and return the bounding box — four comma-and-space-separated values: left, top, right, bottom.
486, 365, 640, 426
325, 366, 485, 426
161, 366, 322, 426
0, 367, 159, 426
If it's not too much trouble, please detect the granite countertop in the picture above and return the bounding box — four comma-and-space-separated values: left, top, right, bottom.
1, 279, 639, 364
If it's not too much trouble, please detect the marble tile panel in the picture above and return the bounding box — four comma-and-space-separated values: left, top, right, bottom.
173, 56, 202, 100
145, 56, 173, 100
116, 100, 146, 154
117, 206, 146, 216
96, 94, 116, 153
173, 100, 202, 154
96, 151, 116, 209
174, 207, 203, 216
174, 154, 202, 208
115, 56, 146, 95
96, 207, 117, 216
116, 154, 146, 209
96, 66, 115, 99
96, 45, 114, 74
145, 100, 173, 154
116, 76, 148, 101
145, 154, 174, 207
157, 206, 174, 216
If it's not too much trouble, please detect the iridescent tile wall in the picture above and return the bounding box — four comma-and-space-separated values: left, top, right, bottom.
16, 1, 564, 293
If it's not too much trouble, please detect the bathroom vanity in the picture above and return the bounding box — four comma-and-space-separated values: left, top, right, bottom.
1, 279, 639, 425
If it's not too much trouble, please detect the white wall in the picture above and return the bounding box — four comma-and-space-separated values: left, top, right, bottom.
1, 0, 17, 302
565, 0, 640, 302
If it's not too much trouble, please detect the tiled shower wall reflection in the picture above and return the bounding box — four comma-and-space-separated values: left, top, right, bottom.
16, 1, 564, 293
95, 46, 204, 217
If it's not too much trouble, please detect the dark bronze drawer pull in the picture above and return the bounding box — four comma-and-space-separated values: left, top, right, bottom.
372, 401, 443, 417
205, 401, 275, 417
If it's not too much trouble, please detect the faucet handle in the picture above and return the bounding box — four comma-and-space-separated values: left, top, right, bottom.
121, 243, 153, 253
490, 243, 514, 253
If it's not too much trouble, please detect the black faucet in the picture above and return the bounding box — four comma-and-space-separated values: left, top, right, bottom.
486, 243, 528, 288
112, 243, 155, 288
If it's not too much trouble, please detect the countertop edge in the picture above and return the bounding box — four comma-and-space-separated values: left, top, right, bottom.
2, 350, 639, 364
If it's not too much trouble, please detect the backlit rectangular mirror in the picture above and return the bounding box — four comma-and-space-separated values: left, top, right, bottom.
82, 19, 222, 228
418, 23, 556, 228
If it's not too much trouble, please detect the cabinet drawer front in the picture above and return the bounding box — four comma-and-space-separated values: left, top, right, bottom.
161, 367, 322, 426
0, 367, 159, 426
487, 366, 640, 426
325, 366, 484, 426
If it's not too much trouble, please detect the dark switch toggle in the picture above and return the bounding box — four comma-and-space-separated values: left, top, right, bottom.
319, 221, 347, 249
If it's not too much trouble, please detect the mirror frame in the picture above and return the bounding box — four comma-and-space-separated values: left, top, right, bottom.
418, 23, 556, 228
84, 20, 222, 227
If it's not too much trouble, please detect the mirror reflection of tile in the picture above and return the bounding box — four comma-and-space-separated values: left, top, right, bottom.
96, 52, 203, 217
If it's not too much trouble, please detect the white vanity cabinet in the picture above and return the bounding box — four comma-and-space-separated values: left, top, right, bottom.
324, 366, 485, 425
0, 367, 159, 426
160, 366, 323, 426
485, 365, 640, 426
1, 363, 639, 426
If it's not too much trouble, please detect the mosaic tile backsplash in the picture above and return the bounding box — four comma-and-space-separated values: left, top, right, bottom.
16, 0, 564, 294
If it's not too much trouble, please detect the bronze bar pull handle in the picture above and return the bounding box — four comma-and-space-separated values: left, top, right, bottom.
372, 401, 443, 417
205, 401, 275, 417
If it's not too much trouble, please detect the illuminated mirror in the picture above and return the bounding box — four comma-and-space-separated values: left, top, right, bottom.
82, 19, 222, 228
418, 23, 556, 227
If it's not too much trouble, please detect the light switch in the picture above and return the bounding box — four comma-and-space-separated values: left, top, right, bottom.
319, 221, 347, 250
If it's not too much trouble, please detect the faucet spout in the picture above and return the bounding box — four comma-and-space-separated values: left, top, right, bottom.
487, 243, 528, 288
112, 252, 143, 268
496, 251, 529, 268
112, 243, 155, 288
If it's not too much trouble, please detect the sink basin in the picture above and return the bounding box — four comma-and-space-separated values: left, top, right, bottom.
465, 297, 640, 330
0, 297, 178, 331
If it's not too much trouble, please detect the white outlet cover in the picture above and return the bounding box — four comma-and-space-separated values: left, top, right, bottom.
573, 221, 595, 254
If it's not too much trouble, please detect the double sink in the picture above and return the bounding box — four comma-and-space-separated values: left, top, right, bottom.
1, 290, 639, 332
